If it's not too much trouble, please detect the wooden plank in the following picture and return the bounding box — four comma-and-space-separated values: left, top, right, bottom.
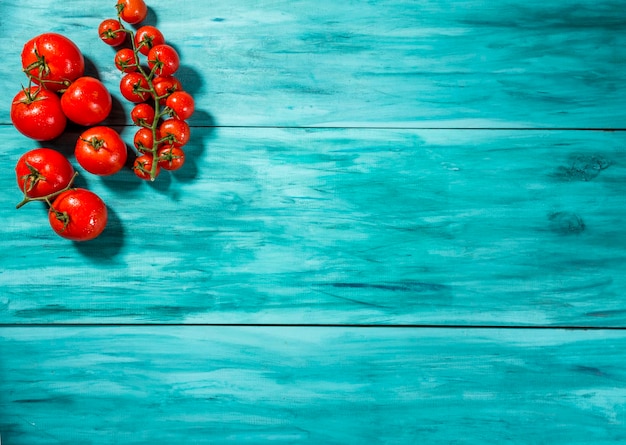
1, 0, 625, 128
1, 326, 625, 444
2, 126, 626, 326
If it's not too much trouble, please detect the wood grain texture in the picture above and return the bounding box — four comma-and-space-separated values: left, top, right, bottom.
1, 326, 626, 444
2, 126, 625, 325
1, 0, 625, 128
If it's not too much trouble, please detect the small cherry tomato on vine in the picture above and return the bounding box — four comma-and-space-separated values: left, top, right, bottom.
75, 126, 128, 176
114, 48, 139, 73
133, 154, 160, 180
11, 87, 67, 141
130, 103, 156, 127
49, 188, 108, 241
159, 118, 190, 148
134, 26, 165, 56
153, 76, 182, 104
166, 91, 195, 120
21, 33, 85, 92
157, 145, 185, 171
61, 76, 112, 126
148, 44, 180, 77
116, 0, 148, 25
98, 19, 126, 46
15, 148, 75, 199
133, 127, 161, 153
120, 72, 151, 103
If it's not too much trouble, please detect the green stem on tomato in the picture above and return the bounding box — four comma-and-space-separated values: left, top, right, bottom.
16, 171, 79, 210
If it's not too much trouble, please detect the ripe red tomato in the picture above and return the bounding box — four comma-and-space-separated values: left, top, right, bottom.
116, 0, 148, 25
98, 19, 126, 46
157, 145, 185, 171
166, 91, 194, 120
133, 127, 161, 153
15, 148, 74, 198
114, 48, 138, 73
147, 44, 180, 77
75, 126, 128, 176
134, 26, 165, 56
159, 118, 190, 147
133, 154, 160, 180
21, 33, 84, 92
130, 103, 155, 127
153, 76, 182, 104
11, 87, 67, 141
61, 76, 112, 126
120, 72, 151, 103
48, 188, 107, 241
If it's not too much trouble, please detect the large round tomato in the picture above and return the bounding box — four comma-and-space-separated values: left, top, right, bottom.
117, 0, 148, 25
49, 188, 107, 241
147, 44, 180, 77
21, 33, 84, 92
61, 76, 112, 126
75, 126, 127, 176
15, 148, 75, 198
10, 87, 67, 141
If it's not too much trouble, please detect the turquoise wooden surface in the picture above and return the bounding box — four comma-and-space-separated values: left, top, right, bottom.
1, 0, 626, 443
2, 327, 626, 444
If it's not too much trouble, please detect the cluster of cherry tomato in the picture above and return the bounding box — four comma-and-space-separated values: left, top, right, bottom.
10, 0, 194, 242
99, 0, 194, 180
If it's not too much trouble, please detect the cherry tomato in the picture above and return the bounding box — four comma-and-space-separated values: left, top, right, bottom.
133, 127, 161, 153
21, 33, 84, 92
15, 148, 74, 198
166, 91, 194, 120
49, 188, 107, 241
157, 145, 185, 171
133, 154, 160, 180
114, 48, 139, 73
134, 26, 165, 56
116, 0, 148, 25
153, 76, 182, 104
148, 44, 180, 77
120, 72, 151, 103
98, 19, 126, 46
61, 76, 112, 126
11, 87, 67, 141
159, 118, 190, 147
75, 126, 128, 176
130, 103, 155, 127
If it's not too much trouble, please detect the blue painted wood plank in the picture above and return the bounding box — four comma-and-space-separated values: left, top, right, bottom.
1, 326, 625, 444
1, 0, 625, 128
2, 126, 626, 325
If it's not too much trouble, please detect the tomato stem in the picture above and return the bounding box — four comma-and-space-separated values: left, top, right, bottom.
16, 171, 80, 210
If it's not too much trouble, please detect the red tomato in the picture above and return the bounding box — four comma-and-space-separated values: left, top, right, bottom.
114, 48, 138, 73
116, 0, 148, 25
133, 154, 160, 180
147, 44, 180, 77
10, 87, 67, 141
134, 26, 165, 56
61, 77, 112, 126
153, 76, 182, 104
21, 33, 84, 92
49, 188, 107, 241
159, 118, 190, 147
15, 148, 74, 198
157, 145, 185, 171
98, 19, 126, 46
130, 103, 155, 127
75, 126, 128, 176
166, 91, 194, 120
120, 72, 151, 103
133, 127, 161, 153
